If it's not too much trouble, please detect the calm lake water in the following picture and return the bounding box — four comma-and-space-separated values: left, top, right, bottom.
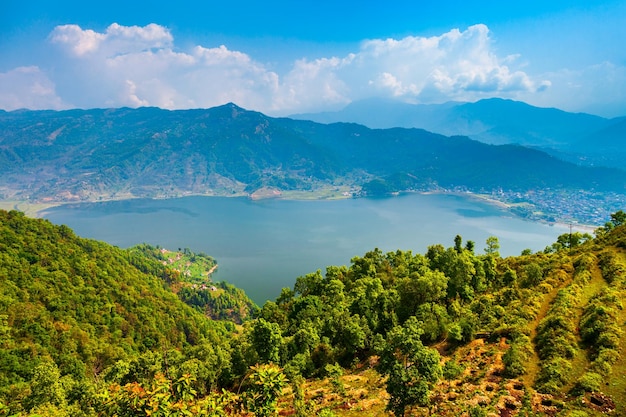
41, 193, 570, 305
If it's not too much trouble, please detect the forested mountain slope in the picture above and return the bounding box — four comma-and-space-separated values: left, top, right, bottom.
0, 210, 247, 415
1, 105, 624, 205
1, 209, 626, 416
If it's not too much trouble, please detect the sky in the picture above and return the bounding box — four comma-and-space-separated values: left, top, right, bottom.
1, 1, 625, 117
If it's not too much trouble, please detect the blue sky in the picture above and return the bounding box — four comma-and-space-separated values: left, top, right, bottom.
1, 1, 625, 117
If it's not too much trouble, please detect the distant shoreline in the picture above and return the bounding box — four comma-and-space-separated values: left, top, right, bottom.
0, 190, 601, 230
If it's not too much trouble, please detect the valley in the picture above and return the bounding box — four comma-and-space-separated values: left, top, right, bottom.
1, 101, 625, 226
2, 3, 626, 416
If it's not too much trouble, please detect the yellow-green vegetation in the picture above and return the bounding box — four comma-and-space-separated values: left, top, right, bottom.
130, 244, 257, 323
139, 245, 218, 284
1, 209, 626, 416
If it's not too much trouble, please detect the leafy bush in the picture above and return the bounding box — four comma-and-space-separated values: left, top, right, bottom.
536, 357, 572, 393
571, 372, 602, 395
502, 342, 530, 378
442, 360, 464, 380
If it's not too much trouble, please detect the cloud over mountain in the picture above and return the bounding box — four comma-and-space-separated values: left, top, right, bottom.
0, 22, 557, 114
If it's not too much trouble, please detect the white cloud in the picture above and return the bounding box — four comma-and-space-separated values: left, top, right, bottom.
2, 23, 559, 114
0, 66, 66, 110
50, 23, 173, 56
340, 24, 546, 103
46, 23, 280, 111
516, 62, 626, 117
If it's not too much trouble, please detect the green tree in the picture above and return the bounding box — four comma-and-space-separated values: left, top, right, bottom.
484, 236, 500, 257
251, 319, 283, 364
25, 360, 67, 411
556, 232, 592, 249
610, 210, 626, 228
244, 364, 287, 417
397, 270, 447, 322
601, 209, 626, 232
379, 317, 442, 416
454, 235, 463, 253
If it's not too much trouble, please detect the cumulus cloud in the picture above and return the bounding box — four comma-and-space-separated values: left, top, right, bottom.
0, 66, 67, 110
3, 22, 554, 114
331, 24, 548, 104
49, 23, 173, 56
46, 23, 280, 111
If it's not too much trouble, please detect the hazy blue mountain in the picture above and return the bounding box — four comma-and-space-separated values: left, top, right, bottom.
563, 117, 626, 169
574, 117, 626, 151
293, 98, 460, 130
1, 104, 625, 203
291, 98, 616, 155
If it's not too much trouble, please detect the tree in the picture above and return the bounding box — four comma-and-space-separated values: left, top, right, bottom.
397, 270, 447, 322
454, 235, 463, 253
601, 210, 626, 232
610, 210, 626, 227
244, 364, 287, 417
484, 236, 500, 257
25, 360, 67, 411
251, 319, 283, 364
379, 317, 442, 416
523, 262, 543, 287
556, 232, 592, 249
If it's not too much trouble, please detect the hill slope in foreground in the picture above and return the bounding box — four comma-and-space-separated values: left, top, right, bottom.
1, 209, 626, 416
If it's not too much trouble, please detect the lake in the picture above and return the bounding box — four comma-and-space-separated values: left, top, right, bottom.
41, 193, 571, 305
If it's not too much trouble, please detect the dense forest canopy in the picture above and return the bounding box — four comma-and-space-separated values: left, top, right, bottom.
1, 209, 625, 416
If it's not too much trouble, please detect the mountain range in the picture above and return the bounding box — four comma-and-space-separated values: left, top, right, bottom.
1, 102, 625, 207
292, 98, 626, 169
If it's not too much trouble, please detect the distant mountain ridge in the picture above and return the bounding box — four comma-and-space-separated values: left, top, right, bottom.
292, 98, 625, 168
0, 103, 625, 217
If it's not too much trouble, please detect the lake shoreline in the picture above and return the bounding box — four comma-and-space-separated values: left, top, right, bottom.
1, 189, 601, 230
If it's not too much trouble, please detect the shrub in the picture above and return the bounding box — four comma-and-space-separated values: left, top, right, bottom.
442, 360, 464, 380
571, 372, 602, 396
536, 358, 572, 393
502, 342, 529, 378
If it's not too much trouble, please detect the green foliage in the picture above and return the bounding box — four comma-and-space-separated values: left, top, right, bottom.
484, 236, 500, 257
250, 319, 283, 364
0, 210, 236, 413
601, 209, 626, 232
554, 232, 593, 250
4, 208, 626, 415
502, 338, 531, 378
289, 375, 309, 417
534, 286, 580, 392
536, 358, 572, 394
579, 287, 623, 376
379, 317, 442, 416
25, 360, 66, 411
243, 364, 287, 417
442, 360, 464, 380
571, 372, 602, 395
324, 363, 345, 395
134, 244, 257, 323
101, 373, 238, 417
597, 251, 624, 283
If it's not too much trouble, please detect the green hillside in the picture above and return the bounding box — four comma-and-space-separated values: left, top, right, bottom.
1, 209, 626, 416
